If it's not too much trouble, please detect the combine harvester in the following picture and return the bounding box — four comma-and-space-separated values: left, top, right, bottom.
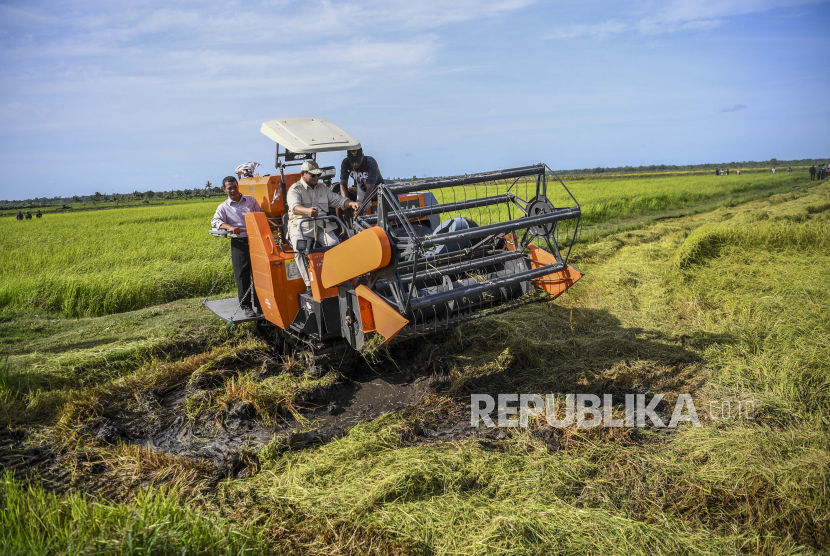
206, 118, 582, 358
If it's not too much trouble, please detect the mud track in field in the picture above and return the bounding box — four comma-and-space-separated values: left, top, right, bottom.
0, 337, 489, 497
74, 337, 489, 484
2, 310, 701, 494
96, 365, 429, 459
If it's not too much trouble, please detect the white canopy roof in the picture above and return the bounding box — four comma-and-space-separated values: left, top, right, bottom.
259, 117, 361, 154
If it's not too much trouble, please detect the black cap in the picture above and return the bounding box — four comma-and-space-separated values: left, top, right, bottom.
347, 148, 364, 164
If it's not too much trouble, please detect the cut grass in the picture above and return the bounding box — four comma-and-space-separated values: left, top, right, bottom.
0, 299, 247, 428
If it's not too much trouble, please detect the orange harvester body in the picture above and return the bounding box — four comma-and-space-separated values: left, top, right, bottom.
223, 162, 583, 351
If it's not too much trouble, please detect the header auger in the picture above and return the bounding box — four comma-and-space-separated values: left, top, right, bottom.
206, 118, 583, 355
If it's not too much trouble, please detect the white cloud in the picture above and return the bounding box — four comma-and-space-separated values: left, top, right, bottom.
547, 20, 628, 40
339, 36, 438, 69
546, 0, 823, 39
354, 0, 537, 28
647, 0, 817, 24
0, 0, 466, 135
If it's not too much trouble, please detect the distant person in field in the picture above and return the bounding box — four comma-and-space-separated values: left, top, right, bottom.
211, 175, 263, 318
16, 211, 23, 221
289, 160, 361, 286
772, 167, 776, 174
736, 169, 740, 175
24, 210, 32, 220
36, 210, 42, 218
809, 165, 816, 180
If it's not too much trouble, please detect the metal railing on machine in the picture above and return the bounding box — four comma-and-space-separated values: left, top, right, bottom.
352, 164, 581, 334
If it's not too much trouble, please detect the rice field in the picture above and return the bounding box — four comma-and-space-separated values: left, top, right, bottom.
1, 172, 829, 555
0, 170, 811, 318
426, 167, 807, 227
0, 201, 231, 317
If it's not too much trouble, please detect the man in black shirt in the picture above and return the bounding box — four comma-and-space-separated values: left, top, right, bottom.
336, 148, 384, 238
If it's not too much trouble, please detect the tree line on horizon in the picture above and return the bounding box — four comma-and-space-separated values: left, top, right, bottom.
0, 182, 225, 209
2, 157, 827, 208
549, 157, 827, 177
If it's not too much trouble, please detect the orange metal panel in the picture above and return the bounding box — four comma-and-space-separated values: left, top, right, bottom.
503, 232, 519, 251
321, 227, 391, 289
241, 176, 281, 217
355, 285, 409, 344
306, 252, 339, 302
245, 212, 305, 328
284, 172, 301, 190
527, 244, 583, 298
240, 172, 302, 218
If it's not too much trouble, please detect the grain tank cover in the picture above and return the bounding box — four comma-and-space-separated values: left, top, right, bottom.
260, 118, 361, 154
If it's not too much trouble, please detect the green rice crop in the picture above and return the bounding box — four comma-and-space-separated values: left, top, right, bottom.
427, 168, 809, 227
674, 219, 830, 269
0, 172, 811, 318
0, 473, 267, 555
560, 170, 809, 224
0, 202, 233, 317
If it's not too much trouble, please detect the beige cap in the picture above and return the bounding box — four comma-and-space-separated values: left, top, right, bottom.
301, 160, 323, 175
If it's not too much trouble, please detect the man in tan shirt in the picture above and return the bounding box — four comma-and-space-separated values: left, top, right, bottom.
288, 160, 360, 285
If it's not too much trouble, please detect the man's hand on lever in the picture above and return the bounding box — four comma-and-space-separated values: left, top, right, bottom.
222, 224, 243, 235
295, 205, 320, 218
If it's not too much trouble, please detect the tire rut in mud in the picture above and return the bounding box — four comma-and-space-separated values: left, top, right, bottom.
82, 338, 456, 471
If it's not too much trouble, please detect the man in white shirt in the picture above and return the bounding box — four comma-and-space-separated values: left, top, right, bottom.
287, 160, 360, 285
211, 176, 263, 317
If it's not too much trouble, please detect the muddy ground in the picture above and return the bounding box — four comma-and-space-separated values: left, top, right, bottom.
1, 335, 501, 495
1, 323, 683, 499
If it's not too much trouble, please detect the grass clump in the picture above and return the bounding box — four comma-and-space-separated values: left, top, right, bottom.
0, 473, 267, 556
216, 370, 339, 424
673, 219, 829, 269
239, 420, 743, 555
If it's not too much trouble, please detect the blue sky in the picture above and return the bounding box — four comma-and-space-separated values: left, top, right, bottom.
0, 0, 828, 200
